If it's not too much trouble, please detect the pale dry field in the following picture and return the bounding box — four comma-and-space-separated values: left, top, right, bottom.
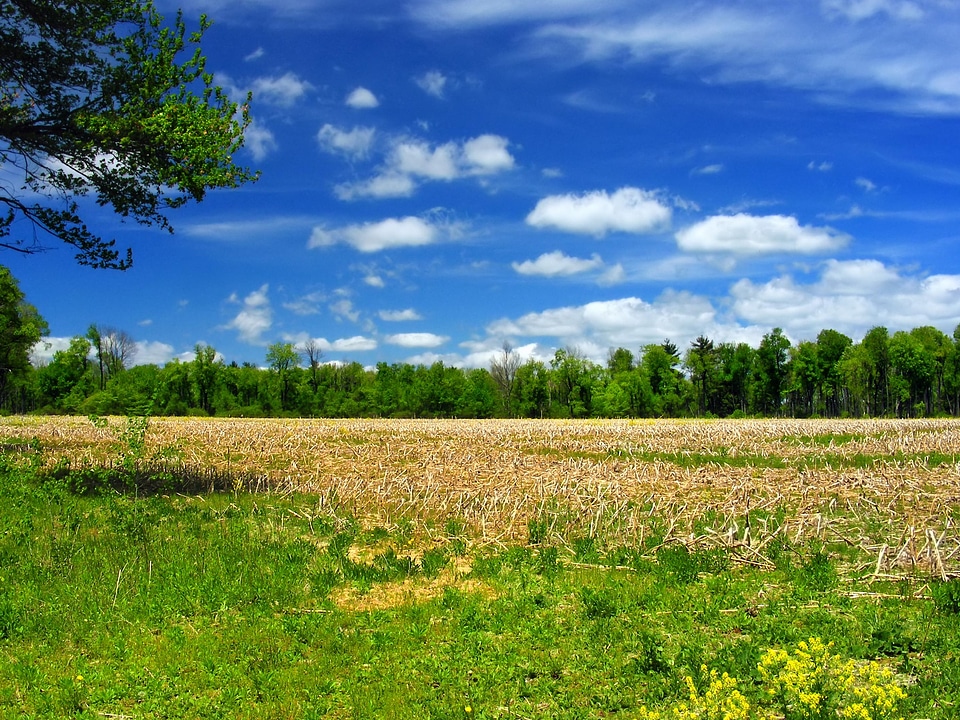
3, 416, 960, 576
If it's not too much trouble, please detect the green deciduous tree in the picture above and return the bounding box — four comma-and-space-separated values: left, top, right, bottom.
944, 324, 960, 415
815, 329, 852, 416
550, 348, 595, 418
1, 0, 258, 268
788, 340, 819, 417
862, 326, 891, 416
755, 328, 791, 416
36, 335, 91, 411
890, 330, 936, 416
266, 342, 300, 412
513, 359, 550, 418
190, 342, 220, 415
714, 342, 754, 416
641, 342, 687, 416
0, 265, 47, 409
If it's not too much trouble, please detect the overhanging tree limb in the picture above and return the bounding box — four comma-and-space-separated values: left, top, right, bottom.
0, 0, 259, 269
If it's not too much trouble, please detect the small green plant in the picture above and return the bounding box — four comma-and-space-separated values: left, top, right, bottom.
794, 547, 839, 595
572, 535, 600, 563
536, 545, 560, 576
580, 586, 619, 619
657, 545, 729, 584
421, 547, 450, 577
931, 577, 960, 615
527, 515, 549, 545
632, 629, 670, 674
657, 544, 701, 583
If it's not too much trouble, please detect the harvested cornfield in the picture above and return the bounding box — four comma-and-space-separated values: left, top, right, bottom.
3, 416, 960, 577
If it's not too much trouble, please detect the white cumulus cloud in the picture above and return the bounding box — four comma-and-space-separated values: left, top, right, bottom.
335, 173, 417, 200
308, 216, 445, 253
133, 341, 177, 366
731, 260, 960, 338
335, 134, 516, 199
391, 139, 461, 179
386, 332, 450, 348
301, 336, 378, 353
346, 86, 379, 108
512, 251, 603, 277
486, 292, 722, 356
675, 214, 850, 255
331, 336, 378, 352
222, 284, 272, 345
526, 187, 672, 236
462, 135, 515, 174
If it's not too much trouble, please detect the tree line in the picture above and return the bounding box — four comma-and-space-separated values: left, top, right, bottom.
3, 267, 960, 419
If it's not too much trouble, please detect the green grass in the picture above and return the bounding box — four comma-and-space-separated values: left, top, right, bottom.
2, 456, 960, 718
531, 444, 960, 470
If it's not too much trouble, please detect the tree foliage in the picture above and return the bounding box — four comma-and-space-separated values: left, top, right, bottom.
0, 0, 258, 268
0, 264, 47, 407
5, 259, 960, 420
9, 320, 960, 420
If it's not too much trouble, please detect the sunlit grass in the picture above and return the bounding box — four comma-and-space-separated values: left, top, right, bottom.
2, 417, 960, 717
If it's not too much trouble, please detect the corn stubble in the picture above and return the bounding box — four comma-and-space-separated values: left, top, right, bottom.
4, 416, 959, 578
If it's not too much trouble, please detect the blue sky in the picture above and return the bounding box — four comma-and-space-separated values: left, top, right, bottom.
12, 0, 960, 369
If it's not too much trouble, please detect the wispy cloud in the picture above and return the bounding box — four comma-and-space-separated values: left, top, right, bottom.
379, 308, 423, 321
692, 164, 724, 176
182, 216, 315, 241
413, 1, 960, 115
317, 124, 377, 160
250, 72, 313, 106
415, 70, 448, 97
283, 291, 326, 316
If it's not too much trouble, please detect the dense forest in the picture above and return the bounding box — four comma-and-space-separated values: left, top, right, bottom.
3, 267, 960, 419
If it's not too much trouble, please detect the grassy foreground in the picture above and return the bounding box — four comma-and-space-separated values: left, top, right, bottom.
2, 418, 960, 718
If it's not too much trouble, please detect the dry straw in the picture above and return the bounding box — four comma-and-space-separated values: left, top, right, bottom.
3, 416, 959, 577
